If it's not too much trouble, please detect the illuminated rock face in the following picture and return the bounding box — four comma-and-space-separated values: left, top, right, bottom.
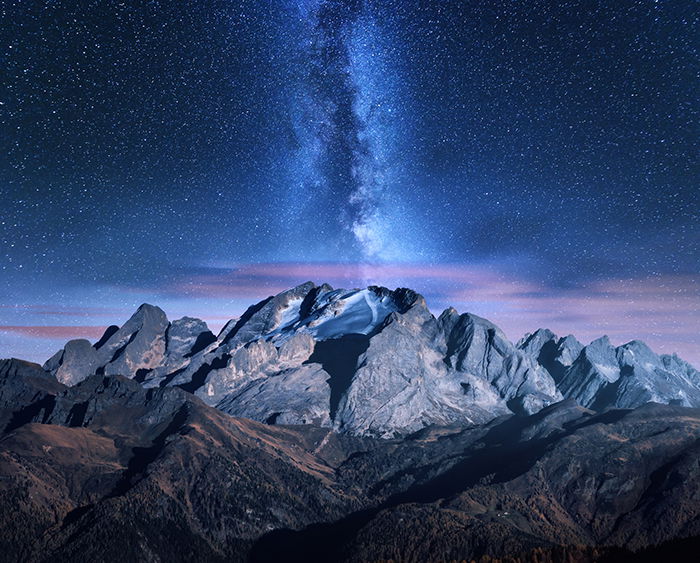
39, 283, 699, 437
518, 329, 700, 411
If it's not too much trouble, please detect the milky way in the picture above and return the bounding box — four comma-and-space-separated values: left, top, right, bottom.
287, 0, 416, 261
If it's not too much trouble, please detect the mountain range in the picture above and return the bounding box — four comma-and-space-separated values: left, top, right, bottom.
1, 282, 699, 561
41, 282, 700, 435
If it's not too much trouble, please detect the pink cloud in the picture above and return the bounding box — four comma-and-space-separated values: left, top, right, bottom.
3, 263, 697, 367
158, 262, 523, 299
0, 304, 128, 316
0, 326, 108, 340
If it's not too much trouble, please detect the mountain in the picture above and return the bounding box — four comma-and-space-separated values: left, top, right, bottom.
41, 282, 699, 437
0, 360, 698, 562
3, 283, 700, 561
518, 329, 700, 410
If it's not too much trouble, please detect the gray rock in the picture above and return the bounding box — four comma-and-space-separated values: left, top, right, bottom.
613, 340, 700, 408
102, 304, 169, 378
45, 374, 191, 429
221, 282, 319, 348
164, 283, 323, 390
216, 364, 332, 426
442, 312, 562, 412
521, 330, 700, 410
216, 318, 239, 341
43, 305, 215, 388
554, 335, 621, 408
195, 339, 280, 405
662, 353, 700, 386
517, 328, 558, 357
140, 316, 214, 387
336, 299, 510, 437
0, 358, 65, 430
517, 330, 584, 384
166, 317, 213, 358
184, 285, 436, 433
44, 339, 100, 386
43, 304, 169, 383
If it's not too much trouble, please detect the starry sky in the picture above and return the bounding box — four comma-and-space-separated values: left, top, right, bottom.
1, 0, 698, 364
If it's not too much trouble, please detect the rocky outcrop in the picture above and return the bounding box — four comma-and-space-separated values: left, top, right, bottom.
518, 328, 584, 383
0, 358, 66, 431
441, 311, 562, 415
518, 329, 700, 410
217, 364, 332, 426
336, 299, 509, 437
43, 338, 100, 386
195, 333, 317, 406
43, 304, 214, 388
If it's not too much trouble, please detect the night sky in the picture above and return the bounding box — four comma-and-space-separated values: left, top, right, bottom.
1, 0, 698, 364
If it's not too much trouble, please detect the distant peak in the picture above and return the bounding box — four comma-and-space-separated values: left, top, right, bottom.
133, 303, 167, 319
517, 328, 558, 352
535, 328, 557, 336
389, 287, 425, 311
621, 339, 650, 350
282, 281, 317, 295
528, 328, 558, 342
590, 335, 613, 347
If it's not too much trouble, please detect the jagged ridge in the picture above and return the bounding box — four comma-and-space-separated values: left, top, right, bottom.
36, 282, 700, 437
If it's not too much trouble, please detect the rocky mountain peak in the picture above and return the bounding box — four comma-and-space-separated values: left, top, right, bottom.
517, 328, 558, 353
518, 328, 700, 411
28, 283, 700, 437
135, 302, 166, 315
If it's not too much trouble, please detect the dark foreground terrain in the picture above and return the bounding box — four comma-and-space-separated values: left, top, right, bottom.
1, 357, 699, 562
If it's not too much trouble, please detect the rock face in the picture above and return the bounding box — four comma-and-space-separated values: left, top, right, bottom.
518, 329, 700, 410
440, 311, 562, 415
217, 363, 332, 426
34, 282, 700, 437
334, 303, 515, 437
171, 284, 562, 437
0, 358, 66, 430
0, 364, 699, 563
44, 304, 214, 388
